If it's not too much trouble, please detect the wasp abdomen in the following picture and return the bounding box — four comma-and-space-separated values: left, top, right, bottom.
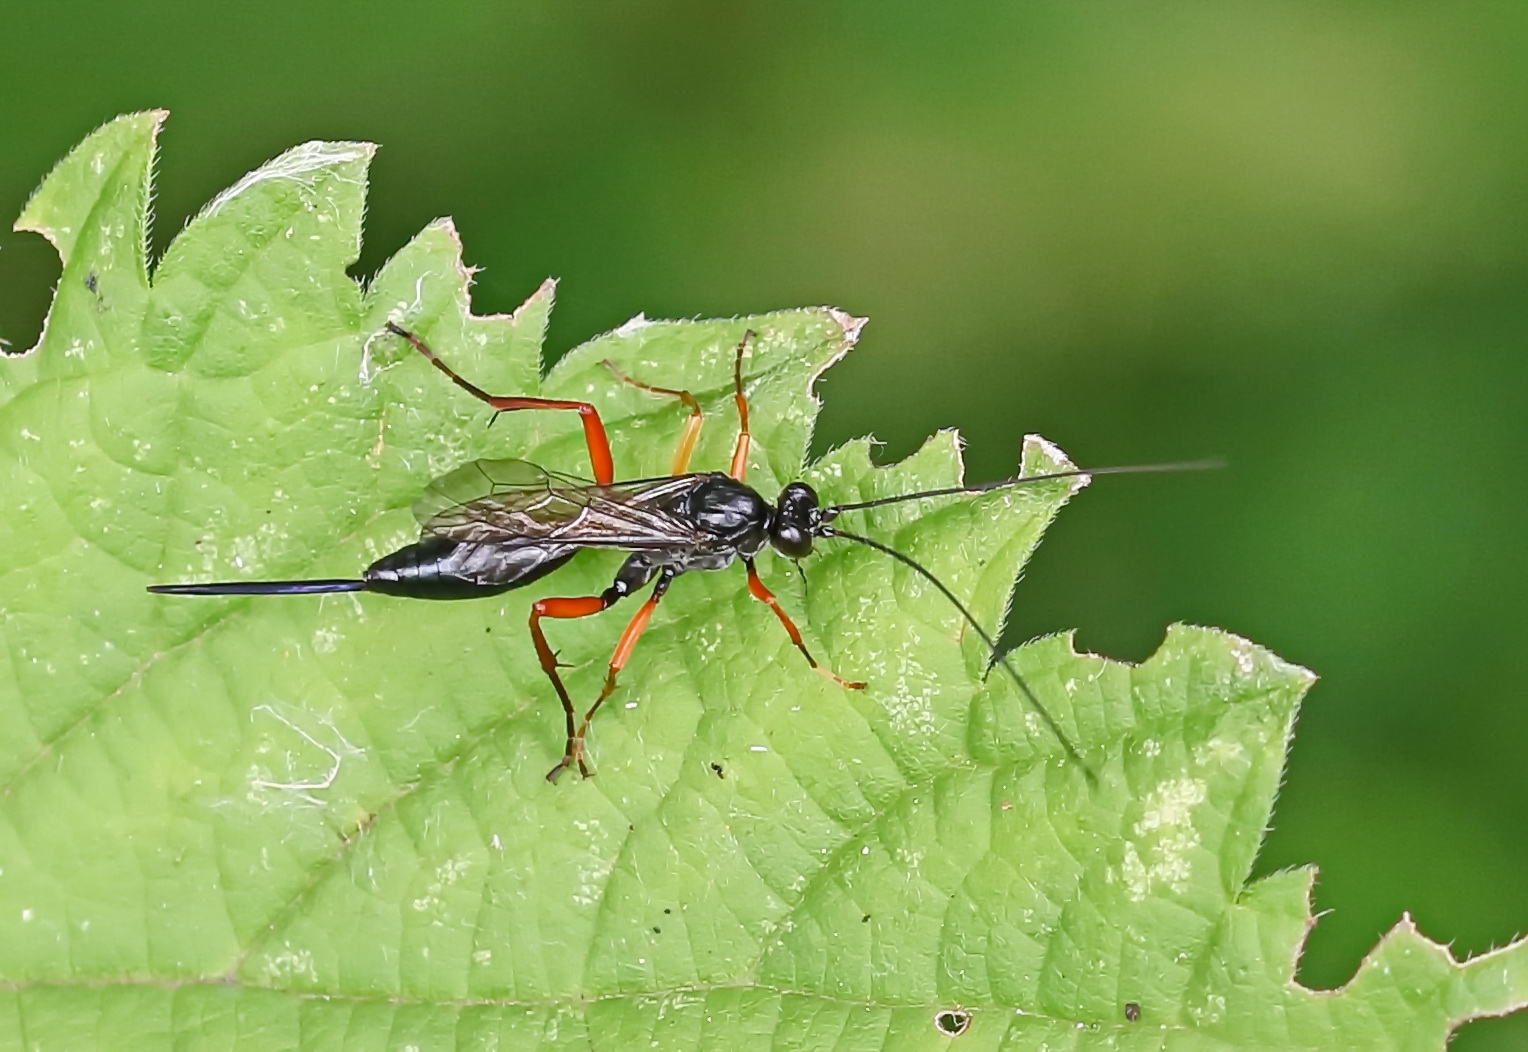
364, 535, 576, 600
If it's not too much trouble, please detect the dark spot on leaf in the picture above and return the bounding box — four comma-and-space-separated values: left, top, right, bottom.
711, 762, 725, 778
652, 926, 661, 934
85, 272, 97, 293
1125, 1002, 1141, 1022
663, 908, 671, 914
862, 914, 871, 923
934, 1009, 971, 1037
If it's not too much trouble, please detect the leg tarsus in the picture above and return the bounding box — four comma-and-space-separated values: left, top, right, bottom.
546, 742, 593, 783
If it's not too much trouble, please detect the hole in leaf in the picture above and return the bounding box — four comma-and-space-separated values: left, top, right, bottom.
933, 1009, 971, 1036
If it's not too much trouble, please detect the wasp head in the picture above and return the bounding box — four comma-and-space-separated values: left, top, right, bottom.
771, 482, 821, 559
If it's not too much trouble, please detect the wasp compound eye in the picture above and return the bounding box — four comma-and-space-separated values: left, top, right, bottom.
772, 524, 813, 559
778, 481, 820, 515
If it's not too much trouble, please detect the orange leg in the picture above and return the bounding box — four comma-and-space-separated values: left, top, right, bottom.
387, 322, 616, 484
529, 594, 614, 780
565, 571, 676, 778
729, 331, 754, 480
532, 570, 675, 782
744, 558, 865, 690
602, 360, 705, 475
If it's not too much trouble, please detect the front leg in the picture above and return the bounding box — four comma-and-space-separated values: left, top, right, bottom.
743, 558, 866, 690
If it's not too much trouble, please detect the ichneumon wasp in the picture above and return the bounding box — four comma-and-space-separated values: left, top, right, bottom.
149, 323, 1209, 782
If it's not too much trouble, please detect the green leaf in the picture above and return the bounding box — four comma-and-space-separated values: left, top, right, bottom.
2, 111, 1524, 1050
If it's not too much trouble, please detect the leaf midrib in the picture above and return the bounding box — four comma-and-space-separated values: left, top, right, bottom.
0, 975, 1172, 1034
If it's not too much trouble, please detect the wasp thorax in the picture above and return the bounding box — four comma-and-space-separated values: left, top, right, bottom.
686, 475, 772, 554
771, 481, 820, 559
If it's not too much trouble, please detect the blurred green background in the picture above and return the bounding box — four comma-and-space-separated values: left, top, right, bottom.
3, 2, 1525, 1045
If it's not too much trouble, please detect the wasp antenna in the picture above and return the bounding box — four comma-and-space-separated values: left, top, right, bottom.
823, 458, 1223, 518
824, 527, 1096, 782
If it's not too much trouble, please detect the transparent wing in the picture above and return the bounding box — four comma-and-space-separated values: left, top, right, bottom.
413, 458, 705, 549
411, 459, 587, 524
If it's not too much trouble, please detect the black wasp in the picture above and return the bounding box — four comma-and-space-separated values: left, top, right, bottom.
150, 324, 1203, 781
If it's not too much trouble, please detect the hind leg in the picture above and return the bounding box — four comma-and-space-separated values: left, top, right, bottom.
388, 323, 618, 484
